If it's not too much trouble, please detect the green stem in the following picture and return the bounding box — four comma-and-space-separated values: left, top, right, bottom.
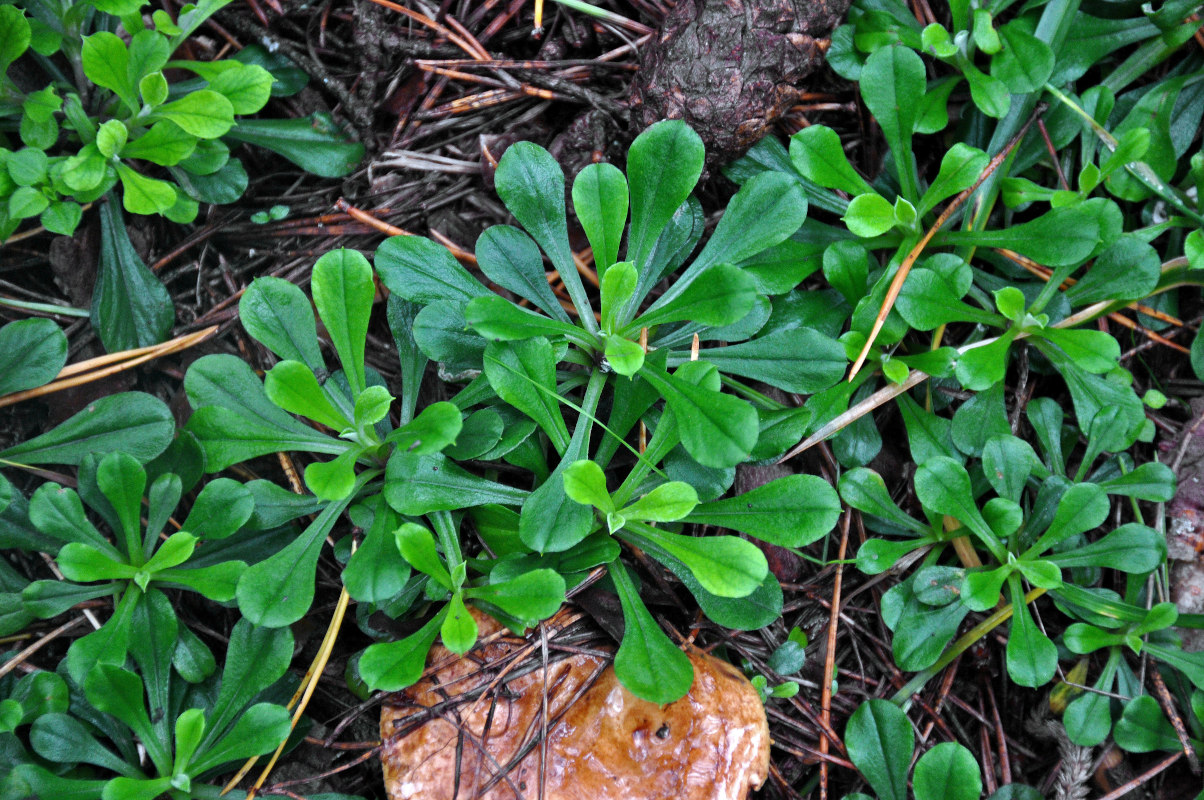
0, 297, 89, 317
428, 510, 462, 572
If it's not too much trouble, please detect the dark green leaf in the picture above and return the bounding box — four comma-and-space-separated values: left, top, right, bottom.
684, 327, 846, 394
495, 142, 595, 331
475, 225, 569, 321
226, 115, 364, 177
991, 22, 1055, 93
897, 269, 1000, 330
205, 618, 293, 746
845, 699, 914, 800
632, 264, 756, 330
1050, 524, 1165, 572
239, 276, 324, 372
0, 318, 67, 395
1006, 578, 1058, 687
0, 393, 172, 467
861, 45, 925, 202
190, 703, 290, 772
1063, 235, 1160, 306
184, 354, 344, 469
235, 493, 353, 627
914, 742, 982, 800
92, 198, 174, 352
625, 120, 704, 271
610, 561, 693, 704
384, 452, 527, 515
664, 172, 807, 298
1113, 695, 1179, 753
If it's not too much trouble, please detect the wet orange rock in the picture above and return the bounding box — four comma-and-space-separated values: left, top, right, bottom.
380, 610, 770, 800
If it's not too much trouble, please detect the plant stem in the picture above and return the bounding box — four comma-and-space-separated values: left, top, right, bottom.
890, 586, 1047, 705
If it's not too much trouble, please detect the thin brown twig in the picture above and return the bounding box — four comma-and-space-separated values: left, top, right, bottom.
0, 617, 86, 680
1149, 667, 1201, 773
0, 325, 220, 409
1092, 752, 1181, 800
819, 509, 852, 800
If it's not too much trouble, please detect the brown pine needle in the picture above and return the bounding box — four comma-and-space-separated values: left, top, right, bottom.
0, 325, 219, 410
848, 110, 1043, 380
0, 617, 86, 681
364, 0, 489, 60
998, 247, 1185, 326
819, 511, 851, 800
226, 546, 356, 798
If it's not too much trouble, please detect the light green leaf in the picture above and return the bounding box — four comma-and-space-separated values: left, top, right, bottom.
622, 521, 766, 598
464, 295, 586, 343
638, 362, 758, 469
562, 460, 613, 512
264, 360, 349, 430
206, 63, 273, 114
789, 125, 873, 195
121, 120, 196, 166
359, 609, 447, 691
116, 164, 178, 215
0, 6, 31, 72
572, 162, 628, 272
843, 193, 896, 237
155, 90, 234, 137
82, 32, 136, 111
312, 248, 374, 396
483, 338, 569, 453
466, 569, 565, 624
604, 334, 645, 377
686, 474, 841, 547
621, 481, 697, 522
395, 522, 452, 589
96, 120, 128, 159
919, 143, 990, 216
441, 593, 477, 654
